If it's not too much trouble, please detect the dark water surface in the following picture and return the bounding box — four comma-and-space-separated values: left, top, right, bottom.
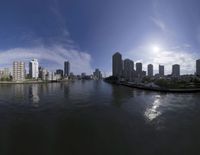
0, 80, 200, 155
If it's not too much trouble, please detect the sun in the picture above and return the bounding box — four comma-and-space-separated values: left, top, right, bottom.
152, 45, 160, 53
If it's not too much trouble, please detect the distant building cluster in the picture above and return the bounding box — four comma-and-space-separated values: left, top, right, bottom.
112, 52, 200, 81
93, 69, 103, 80
0, 59, 103, 82
11, 59, 72, 81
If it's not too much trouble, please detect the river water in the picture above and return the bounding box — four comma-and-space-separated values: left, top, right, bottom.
0, 80, 199, 155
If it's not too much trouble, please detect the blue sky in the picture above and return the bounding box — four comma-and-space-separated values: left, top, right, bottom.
0, 0, 200, 75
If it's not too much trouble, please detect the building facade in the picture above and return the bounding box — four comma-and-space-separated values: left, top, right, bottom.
112, 52, 123, 77
13, 61, 25, 81
196, 59, 200, 76
29, 59, 39, 79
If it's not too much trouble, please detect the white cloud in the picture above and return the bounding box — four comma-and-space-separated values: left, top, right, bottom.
0, 45, 93, 75
145, 50, 196, 75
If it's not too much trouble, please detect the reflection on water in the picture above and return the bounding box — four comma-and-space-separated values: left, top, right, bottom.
145, 95, 162, 121
13, 84, 25, 102
29, 84, 40, 106
0, 81, 200, 154
111, 84, 134, 107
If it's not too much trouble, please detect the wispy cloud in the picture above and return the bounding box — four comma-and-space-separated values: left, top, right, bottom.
151, 16, 166, 32
150, 0, 168, 33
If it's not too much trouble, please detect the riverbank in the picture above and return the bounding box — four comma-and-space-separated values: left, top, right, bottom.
121, 82, 200, 93
104, 79, 200, 93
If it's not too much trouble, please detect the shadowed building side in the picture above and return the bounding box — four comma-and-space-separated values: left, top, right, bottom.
172, 64, 180, 77
112, 52, 123, 78
136, 62, 142, 78
196, 59, 200, 76
124, 59, 134, 81
159, 65, 164, 77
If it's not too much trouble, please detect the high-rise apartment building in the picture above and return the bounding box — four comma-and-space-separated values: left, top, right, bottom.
112, 52, 123, 77
136, 63, 142, 73
147, 64, 153, 77
159, 65, 164, 77
13, 61, 25, 81
172, 64, 180, 77
136, 62, 142, 78
124, 59, 134, 81
29, 59, 39, 79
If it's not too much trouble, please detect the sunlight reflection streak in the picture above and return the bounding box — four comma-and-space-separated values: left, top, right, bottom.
145, 95, 161, 121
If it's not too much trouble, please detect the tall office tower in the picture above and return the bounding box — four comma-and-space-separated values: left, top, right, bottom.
172, 64, 180, 77
159, 65, 164, 77
147, 64, 153, 77
13, 61, 25, 81
29, 59, 39, 79
112, 52, 123, 77
64, 61, 70, 77
196, 59, 200, 76
93, 68, 102, 80
124, 59, 134, 81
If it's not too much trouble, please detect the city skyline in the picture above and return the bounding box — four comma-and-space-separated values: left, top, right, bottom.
1, 0, 200, 75
1, 54, 200, 78
112, 52, 200, 78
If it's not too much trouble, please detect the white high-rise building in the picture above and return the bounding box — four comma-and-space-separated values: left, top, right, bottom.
13, 61, 25, 81
29, 59, 39, 79
112, 52, 123, 77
